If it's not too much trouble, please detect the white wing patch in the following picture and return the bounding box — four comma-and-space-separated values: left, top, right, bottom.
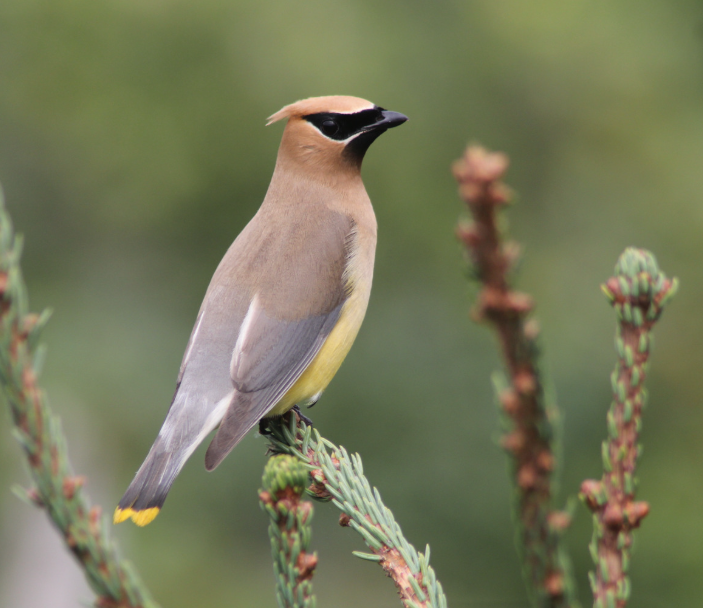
230, 294, 261, 378
182, 306, 206, 371
159, 390, 234, 457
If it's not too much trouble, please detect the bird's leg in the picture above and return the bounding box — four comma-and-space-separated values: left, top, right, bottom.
259, 405, 313, 436
292, 404, 314, 428
259, 417, 273, 436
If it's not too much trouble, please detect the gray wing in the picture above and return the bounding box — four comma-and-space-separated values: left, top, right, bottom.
203, 302, 343, 470
200, 210, 356, 470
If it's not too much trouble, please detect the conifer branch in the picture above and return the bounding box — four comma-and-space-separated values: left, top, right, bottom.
260, 455, 318, 608
454, 146, 577, 608
0, 191, 159, 608
265, 414, 448, 608
580, 248, 677, 608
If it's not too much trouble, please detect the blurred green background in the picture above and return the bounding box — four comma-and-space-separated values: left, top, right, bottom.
1, 0, 702, 606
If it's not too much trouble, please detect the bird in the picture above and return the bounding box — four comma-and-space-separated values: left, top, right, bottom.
114, 95, 407, 526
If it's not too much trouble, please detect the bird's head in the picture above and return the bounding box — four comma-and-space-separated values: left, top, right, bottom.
268, 96, 407, 177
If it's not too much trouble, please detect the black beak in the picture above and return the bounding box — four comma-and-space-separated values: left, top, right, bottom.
374, 110, 408, 130
344, 107, 408, 163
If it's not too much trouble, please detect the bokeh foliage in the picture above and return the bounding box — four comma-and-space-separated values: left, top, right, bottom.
1, 1, 701, 606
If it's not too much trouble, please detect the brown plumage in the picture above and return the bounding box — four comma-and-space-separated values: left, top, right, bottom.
114, 96, 407, 526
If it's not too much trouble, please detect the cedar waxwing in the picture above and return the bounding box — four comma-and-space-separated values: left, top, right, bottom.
114, 96, 407, 526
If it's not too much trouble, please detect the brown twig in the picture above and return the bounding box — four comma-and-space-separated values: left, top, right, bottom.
454, 146, 576, 607
581, 248, 677, 608
0, 197, 158, 608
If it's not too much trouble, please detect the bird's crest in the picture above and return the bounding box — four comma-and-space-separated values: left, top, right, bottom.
266, 95, 376, 126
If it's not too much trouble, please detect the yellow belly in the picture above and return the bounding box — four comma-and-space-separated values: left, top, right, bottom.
268, 286, 369, 416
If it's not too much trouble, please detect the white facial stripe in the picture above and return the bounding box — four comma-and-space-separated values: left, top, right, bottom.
312, 128, 368, 145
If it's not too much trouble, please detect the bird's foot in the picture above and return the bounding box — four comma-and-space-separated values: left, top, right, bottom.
292, 404, 314, 428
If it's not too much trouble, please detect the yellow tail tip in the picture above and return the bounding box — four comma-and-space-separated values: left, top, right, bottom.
113, 506, 160, 527
113, 507, 132, 524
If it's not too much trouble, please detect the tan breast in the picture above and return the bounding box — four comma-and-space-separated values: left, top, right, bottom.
268, 203, 376, 415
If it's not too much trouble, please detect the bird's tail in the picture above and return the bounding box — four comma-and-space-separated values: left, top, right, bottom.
113, 437, 186, 526
114, 389, 234, 526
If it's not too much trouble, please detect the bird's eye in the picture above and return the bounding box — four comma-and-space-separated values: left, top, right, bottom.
321, 120, 339, 136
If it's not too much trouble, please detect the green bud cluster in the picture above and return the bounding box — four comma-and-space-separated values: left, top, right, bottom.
585, 247, 676, 608
262, 454, 310, 497
260, 455, 317, 608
